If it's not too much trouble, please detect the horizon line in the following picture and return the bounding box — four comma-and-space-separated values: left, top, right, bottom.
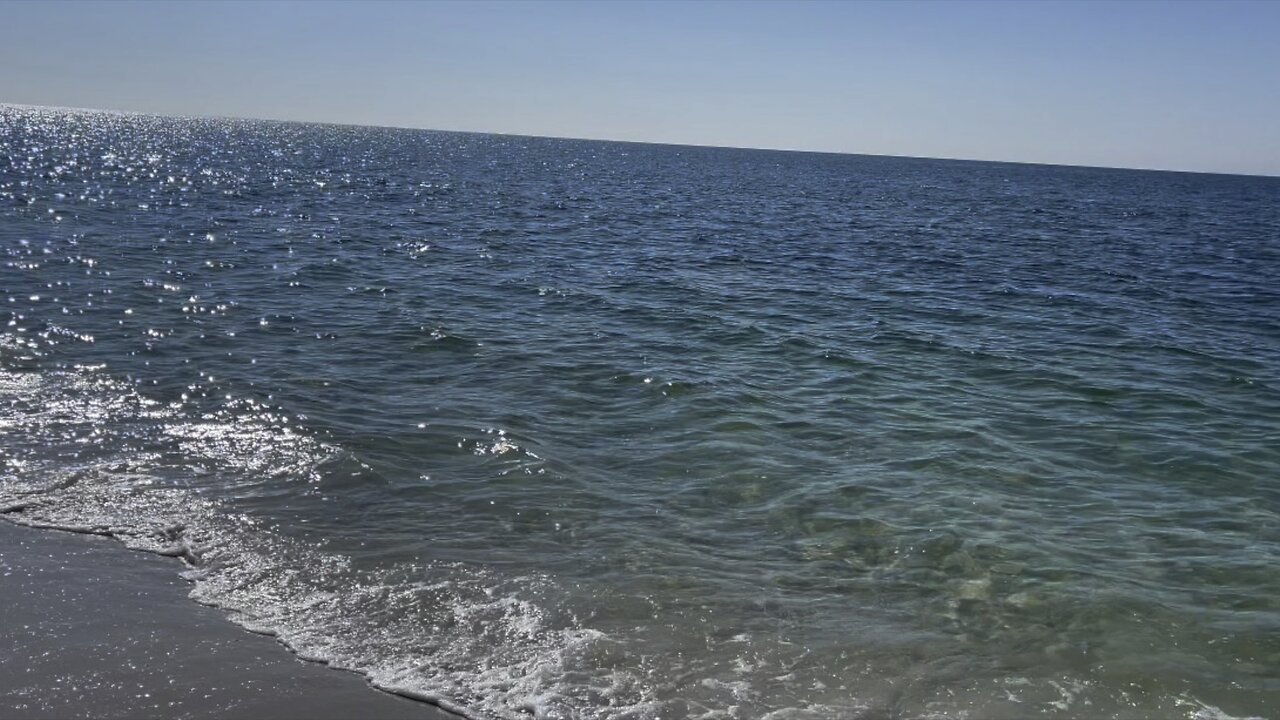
4, 101, 1276, 180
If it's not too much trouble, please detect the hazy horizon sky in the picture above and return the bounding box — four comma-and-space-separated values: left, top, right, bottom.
2, 0, 1278, 176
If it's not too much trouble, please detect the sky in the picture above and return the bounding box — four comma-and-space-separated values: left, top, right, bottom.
1, 0, 1277, 176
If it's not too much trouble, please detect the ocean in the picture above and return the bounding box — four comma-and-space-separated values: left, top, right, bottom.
1, 105, 1277, 719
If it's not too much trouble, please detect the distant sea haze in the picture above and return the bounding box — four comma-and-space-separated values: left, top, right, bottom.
2, 105, 1278, 719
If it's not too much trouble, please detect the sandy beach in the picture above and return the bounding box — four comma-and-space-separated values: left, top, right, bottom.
0, 520, 458, 720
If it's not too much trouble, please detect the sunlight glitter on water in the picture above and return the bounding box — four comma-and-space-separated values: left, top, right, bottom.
2, 105, 1278, 719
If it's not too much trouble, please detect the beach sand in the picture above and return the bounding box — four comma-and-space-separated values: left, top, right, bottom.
0, 520, 458, 719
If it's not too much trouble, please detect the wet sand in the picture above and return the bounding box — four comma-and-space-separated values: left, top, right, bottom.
0, 520, 459, 719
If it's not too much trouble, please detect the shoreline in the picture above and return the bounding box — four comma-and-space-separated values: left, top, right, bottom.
0, 519, 461, 720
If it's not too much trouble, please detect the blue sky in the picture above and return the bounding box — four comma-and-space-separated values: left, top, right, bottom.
2, 0, 1277, 175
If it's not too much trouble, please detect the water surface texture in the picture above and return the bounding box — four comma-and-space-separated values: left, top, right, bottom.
2, 106, 1278, 719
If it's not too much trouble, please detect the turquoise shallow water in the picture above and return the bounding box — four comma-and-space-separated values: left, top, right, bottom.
2, 105, 1278, 719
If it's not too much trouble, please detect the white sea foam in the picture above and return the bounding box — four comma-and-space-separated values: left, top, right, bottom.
0, 364, 661, 720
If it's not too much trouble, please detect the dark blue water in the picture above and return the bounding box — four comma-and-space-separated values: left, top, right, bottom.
2, 105, 1278, 719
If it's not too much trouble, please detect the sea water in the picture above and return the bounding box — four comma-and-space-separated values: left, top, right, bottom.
2, 105, 1277, 719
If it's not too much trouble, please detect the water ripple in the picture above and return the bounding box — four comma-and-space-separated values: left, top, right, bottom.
2, 105, 1278, 719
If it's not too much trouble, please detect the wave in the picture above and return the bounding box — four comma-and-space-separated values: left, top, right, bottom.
5, 357, 1261, 720
0, 358, 660, 720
